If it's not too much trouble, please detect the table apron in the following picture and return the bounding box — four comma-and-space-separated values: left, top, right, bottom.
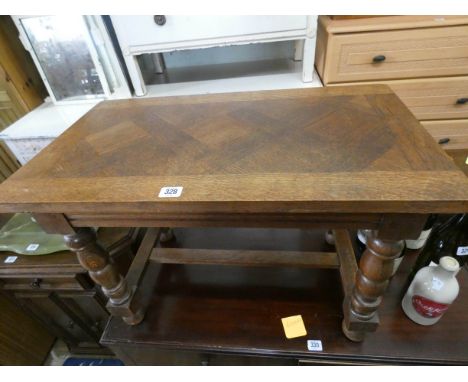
32, 212, 427, 240
66, 212, 384, 230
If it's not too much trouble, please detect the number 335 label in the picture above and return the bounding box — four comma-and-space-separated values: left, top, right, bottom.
158, 186, 183, 198
307, 340, 323, 352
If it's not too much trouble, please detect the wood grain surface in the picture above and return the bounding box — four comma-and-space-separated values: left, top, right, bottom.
318, 23, 468, 84
422, 120, 468, 150
0, 292, 54, 365
151, 247, 340, 268
321, 15, 468, 34
329, 77, 468, 121
0, 86, 466, 216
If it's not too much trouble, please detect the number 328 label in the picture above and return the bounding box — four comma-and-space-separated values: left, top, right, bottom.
158, 186, 183, 198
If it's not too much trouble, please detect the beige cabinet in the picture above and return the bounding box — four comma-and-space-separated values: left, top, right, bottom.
421, 120, 468, 150
318, 25, 468, 84
315, 15, 468, 151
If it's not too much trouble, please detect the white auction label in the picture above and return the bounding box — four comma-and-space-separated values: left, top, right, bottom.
158, 186, 183, 198
307, 340, 323, 352
4, 256, 18, 264
457, 246, 468, 256
26, 243, 40, 251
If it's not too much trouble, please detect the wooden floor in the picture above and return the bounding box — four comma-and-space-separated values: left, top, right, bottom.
102, 228, 468, 365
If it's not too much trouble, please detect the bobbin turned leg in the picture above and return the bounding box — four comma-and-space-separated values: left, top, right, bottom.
342, 230, 404, 342
64, 227, 144, 325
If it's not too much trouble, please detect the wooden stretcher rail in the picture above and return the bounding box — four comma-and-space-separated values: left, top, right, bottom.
151, 247, 340, 269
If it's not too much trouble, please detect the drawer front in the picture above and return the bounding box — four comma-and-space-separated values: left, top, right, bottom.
1, 275, 87, 291
325, 25, 468, 83
111, 16, 308, 53
421, 120, 468, 150
388, 77, 468, 120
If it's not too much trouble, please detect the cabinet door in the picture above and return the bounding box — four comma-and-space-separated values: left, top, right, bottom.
0, 16, 45, 111
0, 91, 23, 129
14, 290, 109, 352
0, 81, 22, 181
111, 16, 308, 53
0, 292, 55, 365
0, 65, 25, 131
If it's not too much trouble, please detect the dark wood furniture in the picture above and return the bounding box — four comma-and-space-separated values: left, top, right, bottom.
101, 228, 468, 365
0, 85, 467, 342
0, 292, 55, 365
0, 227, 140, 354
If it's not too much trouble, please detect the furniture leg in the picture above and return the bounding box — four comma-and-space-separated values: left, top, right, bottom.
160, 227, 174, 243
302, 15, 317, 82
302, 37, 315, 82
151, 53, 166, 74
123, 54, 147, 96
64, 228, 144, 325
342, 230, 404, 342
294, 40, 304, 61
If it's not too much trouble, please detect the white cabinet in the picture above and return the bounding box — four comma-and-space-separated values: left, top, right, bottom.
0, 101, 99, 164
112, 16, 309, 52
111, 15, 318, 96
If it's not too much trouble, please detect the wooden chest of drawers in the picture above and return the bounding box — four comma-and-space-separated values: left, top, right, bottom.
337, 77, 468, 121
317, 24, 468, 84
315, 15, 468, 153
421, 120, 468, 150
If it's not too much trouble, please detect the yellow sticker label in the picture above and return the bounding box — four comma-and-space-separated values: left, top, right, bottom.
281, 315, 307, 339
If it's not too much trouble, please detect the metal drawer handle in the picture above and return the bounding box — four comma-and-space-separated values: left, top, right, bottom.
438, 138, 450, 144
372, 55, 386, 63
456, 98, 468, 105
154, 15, 166, 26
30, 278, 42, 288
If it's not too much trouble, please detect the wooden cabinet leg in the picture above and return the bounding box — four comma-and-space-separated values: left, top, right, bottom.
302, 37, 315, 82
294, 40, 305, 61
160, 227, 174, 243
64, 228, 143, 325
342, 230, 404, 342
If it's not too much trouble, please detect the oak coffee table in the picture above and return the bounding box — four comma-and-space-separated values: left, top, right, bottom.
0, 85, 466, 341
